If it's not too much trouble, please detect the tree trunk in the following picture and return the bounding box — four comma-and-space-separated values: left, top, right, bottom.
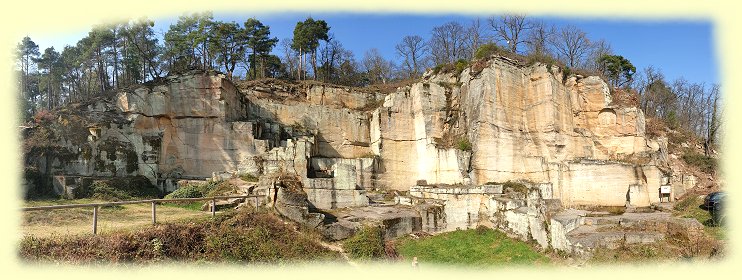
298, 47, 302, 80
113, 29, 119, 89
311, 50, 317, 80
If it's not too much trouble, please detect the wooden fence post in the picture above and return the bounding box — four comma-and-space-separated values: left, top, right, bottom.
92, 206, 98, 235
211, 198, 216, 217
151, 201, 157, 225
21, 195, 259, 234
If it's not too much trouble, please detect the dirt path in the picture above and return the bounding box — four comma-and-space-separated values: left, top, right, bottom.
319, 241, 358, 267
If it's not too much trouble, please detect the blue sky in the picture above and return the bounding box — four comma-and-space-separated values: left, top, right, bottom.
29, 12, 719, 86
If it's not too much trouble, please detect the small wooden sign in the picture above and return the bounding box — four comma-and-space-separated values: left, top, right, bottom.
660, 185, 672, 194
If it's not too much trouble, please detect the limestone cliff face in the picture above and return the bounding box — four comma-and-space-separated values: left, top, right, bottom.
26, 57, 669, 208
240, 81, 382, 159
28, 71, 307, 195
372, 57, 664, 206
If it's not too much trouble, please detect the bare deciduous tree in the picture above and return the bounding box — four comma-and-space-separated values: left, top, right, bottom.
279, 38, 298, 80
584, 38, 613, 71
465, 18, 489, 59
549, 25, 592, 68
362, 48, 394, 84
395, 35, 428, 78
489, 14, 533, 53
429, 21, 468, 65
525, 20, 554, 56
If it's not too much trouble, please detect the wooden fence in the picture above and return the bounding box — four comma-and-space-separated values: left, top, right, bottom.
22, 195, 263, 235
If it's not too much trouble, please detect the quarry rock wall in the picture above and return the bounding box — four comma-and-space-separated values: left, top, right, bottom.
370, 58, 664, 207
29, 57, 668, 208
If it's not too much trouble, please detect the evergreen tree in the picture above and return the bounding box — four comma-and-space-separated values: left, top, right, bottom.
209, 21, 246, 80
244, 18, 278, 80
291, 18, 330, 80
16, 36, 40, 97
598, 54, 636, 88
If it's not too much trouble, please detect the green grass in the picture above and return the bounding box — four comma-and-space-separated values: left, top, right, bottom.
342, 226, 385, 260
589, 242, 680, 264
673, 195, 726, 240
456, 137, 472, 151
239, 173, 259, 182
681, 152, 717, 174
395, 227, 550, 267
162, 202, 204, 211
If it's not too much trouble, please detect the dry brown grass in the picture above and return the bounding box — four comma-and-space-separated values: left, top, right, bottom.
20, 209, 342, 264
21, 199, 210, 238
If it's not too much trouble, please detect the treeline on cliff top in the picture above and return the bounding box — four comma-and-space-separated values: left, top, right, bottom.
15, 13, 721, 150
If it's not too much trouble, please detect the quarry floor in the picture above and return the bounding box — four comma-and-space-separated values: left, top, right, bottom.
20, 194, 725, 265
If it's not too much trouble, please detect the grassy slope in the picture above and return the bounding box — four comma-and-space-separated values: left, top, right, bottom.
673, 195, 726, 240
19, 209, 342, 264
22, 199, 210, 237
395, 228, 550, 267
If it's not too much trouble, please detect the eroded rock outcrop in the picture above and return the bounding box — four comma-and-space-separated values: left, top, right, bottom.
371, 58, 668, 207
26, 56, 669, 212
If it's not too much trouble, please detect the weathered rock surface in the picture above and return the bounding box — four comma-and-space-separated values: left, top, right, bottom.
28, 57, 669, 213
270, 176, 325, 228
330, 206, 423, 240
370, 59, 668, 207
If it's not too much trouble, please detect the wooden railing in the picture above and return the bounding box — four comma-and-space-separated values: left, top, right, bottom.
22, 195, 263, 235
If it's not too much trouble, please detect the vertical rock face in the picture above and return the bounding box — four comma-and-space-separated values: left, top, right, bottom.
28, 71, 308, 194
371, 58, 662, 207
27, 57, 666, 208
118, 73, 255, 179
241, 81, 382, 159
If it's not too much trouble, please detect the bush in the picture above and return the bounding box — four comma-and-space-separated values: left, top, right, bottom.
164, 184, 204, 199
457, 137, 472, 151
73, 176, 161, 200
205, 211, 338, 262
205, 181, 239, 197
164, 180, 220, 199
343, 225, 385, 260
431, 63, 455, 75
23, 168, 56, 200
503, 181, 528, 194
682, 152, 717, 174
454, 59, 469, 74
89, 181, 131, 201
19, 210, 340, 264
525, 52, 560, 67
239, 173, 259, 182
474, 43, 501, 60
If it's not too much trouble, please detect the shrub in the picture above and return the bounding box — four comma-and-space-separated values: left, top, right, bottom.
457, 137, 472, 151
89, 181, 131, 201
665, 111, 679, 130
205, 211, 337, 262
73, 176, 161, 200
205, 181, 239, 197
23, 168, 56, 200
431, 63, 455, 75
19, 210, 340, 264
503, 181, 528, 194
525, 52, 560, 68
164, 180, 220, 199
474, 43, 501, 60
239, 173, 259, 182
682, 152, 717, 174
164, 184, 204, 199
562, 67, 573, 82
645, 117, 666, 139
343, 225, 385, 260
454, 59, 469, 74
